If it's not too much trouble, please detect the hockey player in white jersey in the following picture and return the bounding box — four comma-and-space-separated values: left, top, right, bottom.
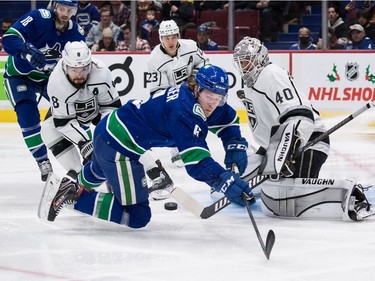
41, 41, 122, 179
232, 37, 374, 221
147, 19, 209, 167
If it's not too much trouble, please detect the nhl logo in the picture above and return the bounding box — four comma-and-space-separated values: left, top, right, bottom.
345, 63, 359, 81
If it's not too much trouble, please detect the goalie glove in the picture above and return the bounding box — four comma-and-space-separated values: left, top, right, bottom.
213, 171, 255, 206
78, 140, 94, 164
224, 137, 248, 175
20, 42, 46, 69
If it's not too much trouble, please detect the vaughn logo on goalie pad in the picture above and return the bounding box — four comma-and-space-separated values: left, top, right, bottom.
276, 131, 292, 168
302, 179, 335, 185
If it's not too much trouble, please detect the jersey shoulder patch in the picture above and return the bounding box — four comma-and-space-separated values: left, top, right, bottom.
193, 103, 206, 121
37, 9, 52, 19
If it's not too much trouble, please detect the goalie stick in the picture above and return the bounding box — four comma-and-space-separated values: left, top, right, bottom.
171, 96, 375, 219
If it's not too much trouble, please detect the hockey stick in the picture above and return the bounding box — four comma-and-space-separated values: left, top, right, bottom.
243, 193, 275, 260
171, 99, 375, 219
294, 99, 375, 156
235, 162, 275, 260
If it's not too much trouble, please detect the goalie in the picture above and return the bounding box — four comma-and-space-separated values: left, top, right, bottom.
231, 37, 373, 221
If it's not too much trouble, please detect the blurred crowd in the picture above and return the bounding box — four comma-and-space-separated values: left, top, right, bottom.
2, 0, 375, 51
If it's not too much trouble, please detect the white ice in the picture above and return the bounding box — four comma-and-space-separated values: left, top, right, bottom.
1, 112, 375, 281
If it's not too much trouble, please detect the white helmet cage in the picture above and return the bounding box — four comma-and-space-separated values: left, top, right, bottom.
62, 40, 92, 73
158, 20, 180, 42
233, 37, 269, 87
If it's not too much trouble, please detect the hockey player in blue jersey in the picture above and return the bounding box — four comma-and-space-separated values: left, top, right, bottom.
39, 64, 254, 228
2, 0, 85, 182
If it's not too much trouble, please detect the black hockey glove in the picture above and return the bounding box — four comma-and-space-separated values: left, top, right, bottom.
78, 140, 93, 164
20, 42, 46, 69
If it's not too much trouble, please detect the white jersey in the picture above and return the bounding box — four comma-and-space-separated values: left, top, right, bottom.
242, 63, 329, 154
147, 39, 209, 94
48, 58, 120, 144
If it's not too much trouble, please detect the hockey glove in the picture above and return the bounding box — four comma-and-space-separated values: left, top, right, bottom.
224, 137, 248, 175
20, 42, 46, 69
78, 140, 93, 164
213, 171, 255, 206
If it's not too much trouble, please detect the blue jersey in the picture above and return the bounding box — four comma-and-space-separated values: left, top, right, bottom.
345, 37, 375, 49
3, 8, 85, 82
96, 83, 242, 186
72, 3, 100, 35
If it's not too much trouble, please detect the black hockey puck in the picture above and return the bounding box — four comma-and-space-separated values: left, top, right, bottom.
164, 202, 178, 211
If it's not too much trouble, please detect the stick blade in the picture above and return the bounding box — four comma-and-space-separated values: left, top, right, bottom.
264, 230, 276, 260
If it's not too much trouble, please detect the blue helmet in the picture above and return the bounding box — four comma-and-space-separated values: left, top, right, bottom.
196, 64, 229, 106
54, 0, 78, 7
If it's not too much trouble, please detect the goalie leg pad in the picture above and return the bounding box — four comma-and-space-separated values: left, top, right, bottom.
259, 122, 300, 177
260, 178, 358, 220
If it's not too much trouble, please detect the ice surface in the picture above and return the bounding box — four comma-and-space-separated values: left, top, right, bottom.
1, 116, 375, 281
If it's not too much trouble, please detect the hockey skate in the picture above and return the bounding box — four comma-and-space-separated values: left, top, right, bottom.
47, 176, 84, 222
170, 147, 184, 168
347, 185, 375, 221
147, 159, 174, 200
38, 172, 61, 220
38, 159, 53, 182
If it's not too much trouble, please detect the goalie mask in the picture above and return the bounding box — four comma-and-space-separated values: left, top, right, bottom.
62, 41, 92, 88
233, 37, 269, 87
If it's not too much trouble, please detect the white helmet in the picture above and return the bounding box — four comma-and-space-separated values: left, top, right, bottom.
233, 37, 269, 87
158, 20, 180, 42
62, 40, 92, 72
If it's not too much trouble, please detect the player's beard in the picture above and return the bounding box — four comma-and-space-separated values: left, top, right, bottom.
67, 75, 88, 89
55, 15, 69, 32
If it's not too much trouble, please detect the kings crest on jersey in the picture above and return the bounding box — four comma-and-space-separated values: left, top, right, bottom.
49, 58, 119, 126
3, 8, 84, 82
147, 39, 209, 94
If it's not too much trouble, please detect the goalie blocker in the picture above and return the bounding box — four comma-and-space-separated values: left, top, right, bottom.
260, 178, 373, 221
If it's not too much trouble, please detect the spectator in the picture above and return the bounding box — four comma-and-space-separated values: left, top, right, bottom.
1, 18, 12, 35
92, 27, 118, 51
73, 1, 100, 36
356, 9, 375, 41
317, 4, 349, 49
0, 18, 13, 52
194, 1, 223, 16
196, 25, 219, 51
290, 27, 317, 50
223, 1, 287, 42
137, 0, 162, 12
86, 6, 121, 48
110, 0, 131, 28
160, 1, 196, 36
345, 23, 375, 49
117, 24, 151, 51
140, 9, 159, 42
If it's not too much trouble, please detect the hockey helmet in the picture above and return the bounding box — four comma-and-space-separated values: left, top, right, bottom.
62, 41, 92, 72
233, 37, 269, 87
196, 64, 229, 106
54, 0, 78, 7
158, 20, 180, 41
